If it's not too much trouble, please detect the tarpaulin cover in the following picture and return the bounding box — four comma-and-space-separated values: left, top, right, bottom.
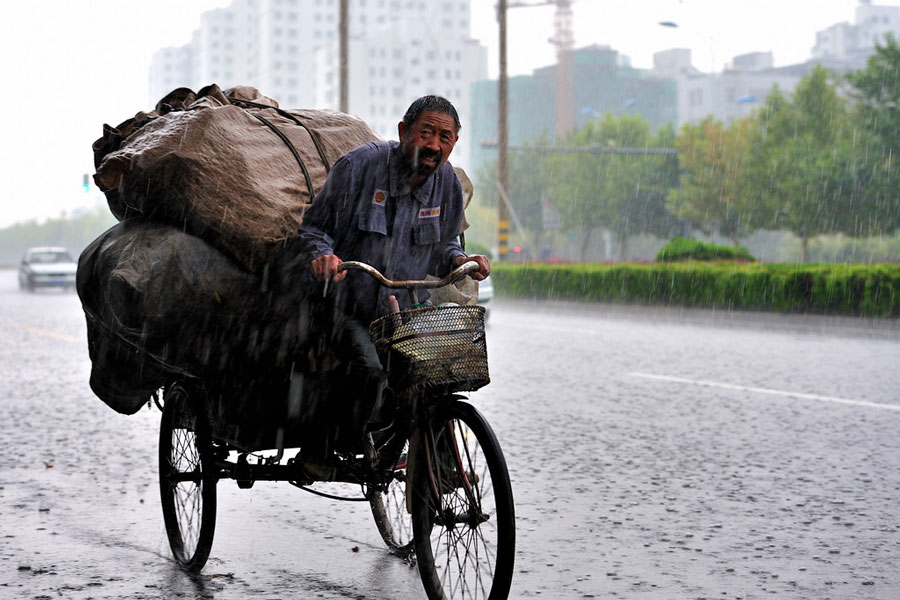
93, 84, 380, 271
77, 219, 308, 414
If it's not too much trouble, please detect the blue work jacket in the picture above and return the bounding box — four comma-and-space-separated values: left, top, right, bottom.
296, 140, 466, 323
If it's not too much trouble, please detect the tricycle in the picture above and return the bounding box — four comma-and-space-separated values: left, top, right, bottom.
156, 259, 516, 599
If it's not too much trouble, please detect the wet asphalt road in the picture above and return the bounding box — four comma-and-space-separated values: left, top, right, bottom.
1, 267, 900, 599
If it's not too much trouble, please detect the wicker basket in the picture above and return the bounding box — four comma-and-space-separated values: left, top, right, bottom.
369, 305, 489, 393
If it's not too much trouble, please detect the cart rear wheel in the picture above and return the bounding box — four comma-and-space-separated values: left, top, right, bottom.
159, 383, 217, 571
411, 401, 516, 599
369, 438, 414, 556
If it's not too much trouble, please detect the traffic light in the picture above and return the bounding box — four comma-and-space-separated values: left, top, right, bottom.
82, 173, 90, 193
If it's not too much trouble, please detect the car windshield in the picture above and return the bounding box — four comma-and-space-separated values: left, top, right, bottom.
29, 251, 73, 263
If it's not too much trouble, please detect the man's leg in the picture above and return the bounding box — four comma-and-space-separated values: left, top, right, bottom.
330, 316, 387, 451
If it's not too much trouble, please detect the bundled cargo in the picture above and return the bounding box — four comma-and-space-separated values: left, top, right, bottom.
80, 84, 381, 413
79, 83, 478, 420
78, 220, 311, 413
92, 84, 380, 271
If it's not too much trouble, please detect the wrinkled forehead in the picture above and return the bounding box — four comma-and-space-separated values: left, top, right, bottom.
413, 110, 457, 134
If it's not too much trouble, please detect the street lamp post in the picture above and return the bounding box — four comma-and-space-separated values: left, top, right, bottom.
339, 0, 348, 112
497, 0, 509, 260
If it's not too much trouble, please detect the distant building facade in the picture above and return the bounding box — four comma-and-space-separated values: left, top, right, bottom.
651, 49, 802, 129
148, 0, 487, 170
469, 45, 677, 176
813, 0, 900, 69
652, 0, 900, 130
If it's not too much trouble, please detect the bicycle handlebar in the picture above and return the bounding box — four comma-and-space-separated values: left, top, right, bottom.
337, 260, 481, 290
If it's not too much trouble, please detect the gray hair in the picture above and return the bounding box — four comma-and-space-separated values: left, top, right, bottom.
402, 95, 461, 134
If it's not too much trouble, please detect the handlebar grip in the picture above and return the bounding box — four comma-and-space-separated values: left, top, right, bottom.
337, 260, 480, 289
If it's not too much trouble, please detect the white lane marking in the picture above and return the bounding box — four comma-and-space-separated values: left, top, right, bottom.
629, 372, 900, 412
23, 326, 84, 344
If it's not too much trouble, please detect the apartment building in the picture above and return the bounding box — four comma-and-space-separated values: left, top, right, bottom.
149, 0, 486, 170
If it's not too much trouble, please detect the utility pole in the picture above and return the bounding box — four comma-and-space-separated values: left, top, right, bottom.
497, 0, 510, 260
339, 0, 349, 112
550, 0, 573, 137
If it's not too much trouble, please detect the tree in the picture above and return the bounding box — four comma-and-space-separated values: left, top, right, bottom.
474, 134, 554, 254
666, 116, 755, 245
746, 65, 885, 261
545, 112, 679, 259
845, 34, 900, 240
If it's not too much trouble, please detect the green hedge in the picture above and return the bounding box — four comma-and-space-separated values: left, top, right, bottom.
491, 262, 900, 317
657, 236, 756, 262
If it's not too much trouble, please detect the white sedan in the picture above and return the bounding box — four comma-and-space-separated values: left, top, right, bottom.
18, 247, 78, 292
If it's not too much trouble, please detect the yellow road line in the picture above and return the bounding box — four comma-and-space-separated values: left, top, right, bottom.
22, 326, 84, 344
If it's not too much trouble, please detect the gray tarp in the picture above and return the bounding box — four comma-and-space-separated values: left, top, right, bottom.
77, 220, 308, 415
93, 84, 380, 271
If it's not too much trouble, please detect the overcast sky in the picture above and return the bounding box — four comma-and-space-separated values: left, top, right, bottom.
0, 0, 893, 227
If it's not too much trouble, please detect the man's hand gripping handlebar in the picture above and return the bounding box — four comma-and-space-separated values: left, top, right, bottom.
336, 260, 482, 305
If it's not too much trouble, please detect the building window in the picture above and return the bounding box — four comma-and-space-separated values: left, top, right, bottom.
689, 89, 703, 106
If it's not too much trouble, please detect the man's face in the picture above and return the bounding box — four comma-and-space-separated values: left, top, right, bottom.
398, 110, 459, 183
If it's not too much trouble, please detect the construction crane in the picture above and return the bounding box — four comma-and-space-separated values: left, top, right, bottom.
508, 0, 575, 138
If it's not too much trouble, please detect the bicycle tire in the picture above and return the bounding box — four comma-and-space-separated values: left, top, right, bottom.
158, 383, 217, 571
410, 400, 516, 599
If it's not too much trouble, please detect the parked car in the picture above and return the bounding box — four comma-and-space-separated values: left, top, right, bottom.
18, 247, 78, 292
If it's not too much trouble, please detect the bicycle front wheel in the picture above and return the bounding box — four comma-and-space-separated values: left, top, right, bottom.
410, 400, 515, 600
158, 383, 217, 571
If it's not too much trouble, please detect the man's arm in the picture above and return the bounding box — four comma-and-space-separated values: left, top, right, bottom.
296, 156, 355, 282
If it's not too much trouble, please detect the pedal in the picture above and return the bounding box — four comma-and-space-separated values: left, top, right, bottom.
235, 454, 255, 489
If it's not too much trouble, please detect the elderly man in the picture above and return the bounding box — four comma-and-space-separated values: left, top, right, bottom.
294, 95, 490, 474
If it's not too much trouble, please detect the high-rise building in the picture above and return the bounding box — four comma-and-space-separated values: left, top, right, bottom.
470, 45, 677, 177
649, 1, 900, 131
652, 49, 802, 129
813, 0, 900, 68
149, 0, 486, 170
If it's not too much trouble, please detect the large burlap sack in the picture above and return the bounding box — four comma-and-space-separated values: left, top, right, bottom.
92, 84, 380, 271
77, 220, 309, 414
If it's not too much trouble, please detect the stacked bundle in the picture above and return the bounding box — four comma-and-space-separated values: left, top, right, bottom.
79, 84, 380, 415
